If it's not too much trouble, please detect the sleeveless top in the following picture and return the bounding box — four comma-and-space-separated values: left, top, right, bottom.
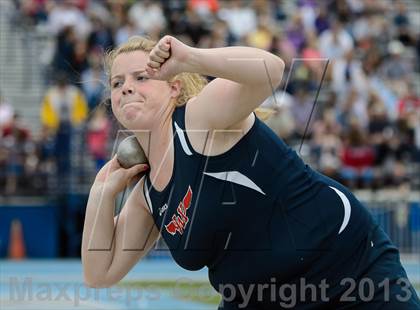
142, 104, 394, 306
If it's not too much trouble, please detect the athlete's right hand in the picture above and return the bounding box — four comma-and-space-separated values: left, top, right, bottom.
93, 155, 149, 196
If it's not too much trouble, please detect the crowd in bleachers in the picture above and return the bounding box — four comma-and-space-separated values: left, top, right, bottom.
1, 0, 419, 196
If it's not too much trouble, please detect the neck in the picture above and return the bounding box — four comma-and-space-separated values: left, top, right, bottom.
133, 104, 175, 174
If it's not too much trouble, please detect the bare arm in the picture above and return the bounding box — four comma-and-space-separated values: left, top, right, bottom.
146, 36, 285, 130
186, 46, 284, 87
186, 46, 285, 130
81, 158, 158, 288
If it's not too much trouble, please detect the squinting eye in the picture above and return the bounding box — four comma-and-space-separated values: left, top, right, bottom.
137, 76, 148, 81
112, 81, 121, 88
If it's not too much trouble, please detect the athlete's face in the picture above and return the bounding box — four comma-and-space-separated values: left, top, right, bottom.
110, 51, 173, 130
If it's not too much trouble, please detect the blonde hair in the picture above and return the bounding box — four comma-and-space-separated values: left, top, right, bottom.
104, 36, 208, 106
104, 35, 271, 121
253, 107, 275, 121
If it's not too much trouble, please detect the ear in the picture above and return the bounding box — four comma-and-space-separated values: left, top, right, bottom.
169, 79, 182, 99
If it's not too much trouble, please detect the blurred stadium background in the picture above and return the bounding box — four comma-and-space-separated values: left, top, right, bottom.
0, 0, 419, 309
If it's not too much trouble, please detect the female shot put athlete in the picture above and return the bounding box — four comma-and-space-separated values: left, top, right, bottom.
82, 35, 420, 309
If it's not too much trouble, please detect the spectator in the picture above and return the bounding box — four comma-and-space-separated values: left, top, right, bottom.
86, 105, 110, 172
188, 0, 220, 20
87, 16, 114, 53
340, 118, 375, 188
327, 0, 351, 23
379, 40, 412, 97
40, 72, 88, 134
40, 73, 88, 191
9, 0, 420, 192
47, 0, 91, 39
380, 126, 412, 187
218, 0, 257, 42
286, 11, 306, 52
311, 108, 342, 180
1, 113, 31, 195
398, 82, 420, 120
331, 51, 370, 127
73, 39, 89, 81
105, 0, 129, 31
290, 82, 316, 142
352, 10, 389, 44
367, 98, 392, 187
32, 126, 56, 193
52, 27, 77, 82
392, 0, 416, 47
128, 0, 166, 37
207, 18, 234, 48
393, 0, 410, 28
269, 29, 297, 67
115, 12, 140, 46
336, 88, 362, 130
0, 92, 14, 129
183, 9, 211, 46
246, 14, 274, 50
81, 50, 106, 111
298, 0, 318, 33
19, 0, 48, 26
314, 4, 330, 35
319, 16, 354, 61
301, 31, 324, 80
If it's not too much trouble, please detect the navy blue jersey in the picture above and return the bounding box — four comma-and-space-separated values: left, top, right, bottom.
143, 104, 420, 309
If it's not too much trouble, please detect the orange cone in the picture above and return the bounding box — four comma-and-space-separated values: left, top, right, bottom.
8, 219, 26, 260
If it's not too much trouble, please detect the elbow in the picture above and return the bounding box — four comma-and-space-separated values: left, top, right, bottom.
272, 58, 285, 88
83, 270, 115, 289
278, 58, 286, 74
262, 56, 285, 90
84, 282, 111, 289
83, 280, 101, 289
83, 275, 113, 289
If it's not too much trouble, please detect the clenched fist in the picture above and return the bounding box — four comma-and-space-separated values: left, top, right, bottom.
145, 35, 193, 81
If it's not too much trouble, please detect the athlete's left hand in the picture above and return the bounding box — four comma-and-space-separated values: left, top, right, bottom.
145, 35, 192, 80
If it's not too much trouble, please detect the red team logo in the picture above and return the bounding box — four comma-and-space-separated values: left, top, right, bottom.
165, 186, 193, 235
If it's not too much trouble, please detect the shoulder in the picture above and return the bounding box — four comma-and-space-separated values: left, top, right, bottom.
184, 97, 256, 156
185, 96, 254, 133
